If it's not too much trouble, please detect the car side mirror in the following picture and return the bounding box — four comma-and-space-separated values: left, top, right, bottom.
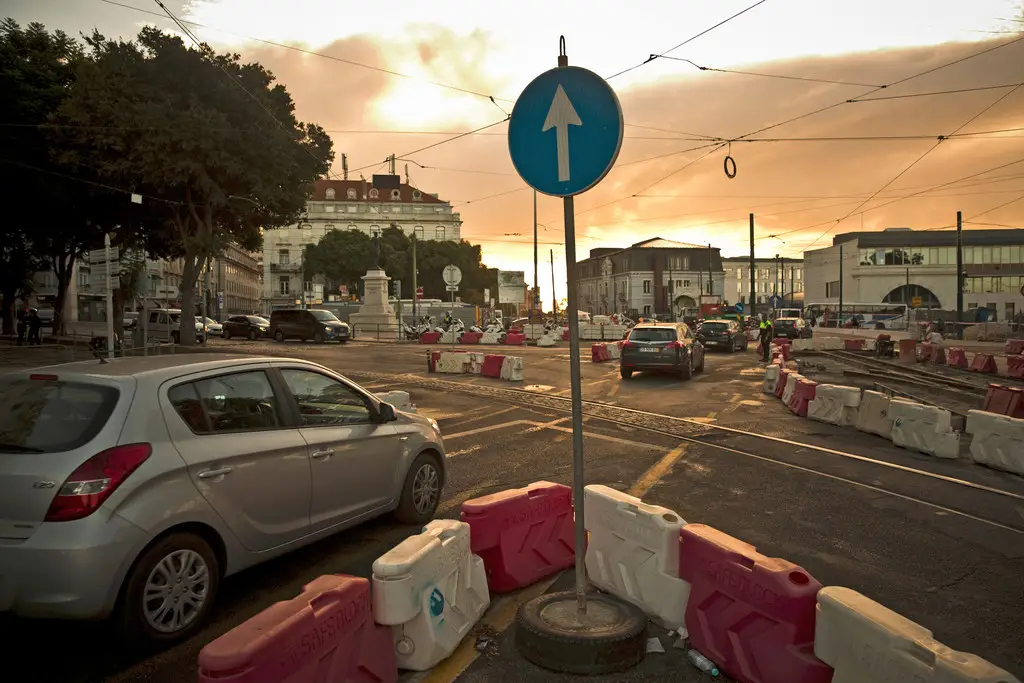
377, 402, 397, 423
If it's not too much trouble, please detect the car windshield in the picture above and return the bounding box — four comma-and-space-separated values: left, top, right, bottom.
309, 310, 339, 321
248, 316, 269, 325
702, 322, 730, 332
0, 378, 120, 453
630, 328, 677, 342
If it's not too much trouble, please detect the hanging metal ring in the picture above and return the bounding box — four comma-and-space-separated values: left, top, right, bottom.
723, 154, 737, 179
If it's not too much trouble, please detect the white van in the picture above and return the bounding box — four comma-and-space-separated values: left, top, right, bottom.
144, 308, 206, 344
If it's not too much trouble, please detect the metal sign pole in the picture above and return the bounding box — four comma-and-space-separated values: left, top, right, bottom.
104, 234, 114, 359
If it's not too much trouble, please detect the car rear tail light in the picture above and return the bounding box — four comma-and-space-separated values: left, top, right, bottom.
45, 443, 152, 522
666, 341, 684, 349
29, 374, 59, 381
622, 340, 636, 348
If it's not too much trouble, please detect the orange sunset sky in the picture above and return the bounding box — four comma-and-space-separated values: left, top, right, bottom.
8, 0, 1024, 303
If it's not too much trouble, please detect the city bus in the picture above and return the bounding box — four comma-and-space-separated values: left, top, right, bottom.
805, 302, 909, 330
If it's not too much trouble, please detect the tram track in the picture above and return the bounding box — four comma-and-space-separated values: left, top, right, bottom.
348, 369, 1024, 535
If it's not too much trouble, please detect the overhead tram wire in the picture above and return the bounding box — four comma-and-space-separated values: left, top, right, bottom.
653, 55, 885, 88
348, 117, 510, 174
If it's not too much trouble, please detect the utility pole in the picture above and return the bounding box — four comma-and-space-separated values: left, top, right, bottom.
790, 260, 795, 309
201, 255, 210, 336
534, 190, 539, 315
342, 153, 349, 180
412, 234, 418, 321
707, 243, 713, 296
749, 214, 756, 315
956, 210, 964, 336
838, 243, 844, 327
780, 256, 785, 306
550, 248, 556, 318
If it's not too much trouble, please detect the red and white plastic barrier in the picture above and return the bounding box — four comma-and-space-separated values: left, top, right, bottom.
983, 383, 1024, 418
947, 347, 969, 368
583, 484, 690, 629
371, 520, 490, 671
969, 353, 998, 373
1008, 354, 1024, 379
377, 390, 416, 413
460, 481, 574, 593
426, 350, 523, 381
197, 575, 397, 683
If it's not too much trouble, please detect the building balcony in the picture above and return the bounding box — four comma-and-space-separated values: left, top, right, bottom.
270, 262, 301, 273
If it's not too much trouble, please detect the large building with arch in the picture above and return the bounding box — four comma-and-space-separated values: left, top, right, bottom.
261, 176, 462, 311
804, 227, 1024, 322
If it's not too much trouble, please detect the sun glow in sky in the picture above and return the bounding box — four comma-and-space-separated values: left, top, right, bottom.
8, 0, 1024, 305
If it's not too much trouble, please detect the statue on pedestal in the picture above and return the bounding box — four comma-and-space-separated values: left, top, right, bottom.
370, 233, 381, 269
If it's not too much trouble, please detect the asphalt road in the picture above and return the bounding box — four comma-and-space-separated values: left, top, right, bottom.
1, 337, 1022, 681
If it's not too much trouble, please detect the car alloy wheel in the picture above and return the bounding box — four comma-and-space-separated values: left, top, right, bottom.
412, 462, 440, 515
142, 548, 211, 634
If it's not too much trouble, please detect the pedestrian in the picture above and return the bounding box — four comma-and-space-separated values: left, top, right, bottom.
15, 302, 29, 346
26, 308, 42, 345
759, 315, 774, 363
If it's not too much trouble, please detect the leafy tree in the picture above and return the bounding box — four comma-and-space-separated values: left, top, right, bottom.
54, 27, 332, 344
303, 229, 373, 294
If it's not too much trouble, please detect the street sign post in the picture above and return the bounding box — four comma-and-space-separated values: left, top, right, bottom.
443, 265, 462, 310
508, 37, 623, 618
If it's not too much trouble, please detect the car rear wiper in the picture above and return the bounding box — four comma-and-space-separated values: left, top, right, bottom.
0, 443, 45, 453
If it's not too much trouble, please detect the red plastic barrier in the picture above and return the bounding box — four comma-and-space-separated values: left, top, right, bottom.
983, 384, 1024, 418
481, 354, 505, 378
773, 338, 792, 347
916, 342, 933, 362
1006, 339, 1024, 356
969, 353, 998, 374
679, 525, 832, 683
788, 378, 817, 417
617, 340, 625, 350
459, 331, 482, 344
427, 350, 442, 373
947, 347, 968, 369
591, 342, 609, 363
198, 575, 397, 683
1008, 354, 1024, 380
504, 332, 526, 345
509, 326, 523, 334
419, 331, 441, 344
562, 328, 570, 341
779, 344, 791, 362
843, 339, 864, 351
931, 346, 947, 365
460, 481, 574, 593
774, 369, 791, 399
877, 333, 891, 342
898, 339, 916, 365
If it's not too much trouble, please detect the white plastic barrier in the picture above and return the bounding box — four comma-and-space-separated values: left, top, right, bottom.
763, 364, 781, 394
888, 399, 960, 459
536, 332, 557, 347
966, 410, 1024, 476
583, 484, 690, 629
605, 342, 621, 360
372, 520, 490, 671
791, 338, 814, 352
817, 336, 844, 350
437, 352, 469, 374
815, 587, 1020, 683
377, 390, 416, 413
781, 373, 803, 405
480, 332, 501, 344
522, 323, 546, 340
807, 384, 861, 427
856, 390, 894, 438
440, 329, 458, 344
579, 323, 628, 341
466, 352, 486, 374
500, 355, 524, 381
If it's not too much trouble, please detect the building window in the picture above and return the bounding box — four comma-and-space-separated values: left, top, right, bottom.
391, 189, 401, 200
642, 279, 652, 294
325, 188, 336, 200
683, 279, 691, 288
435, 226, 445, 239
370, 225, 380, 237
348, 224, 358, 231
643, 305, 651, 316
324, 224, 334, 232
413, 190, 422, 200
675, 279, 682, 289
279, 250, 290, 265
279, 277, 289, 295
825, 281, 840, 297
346, 188, 357, 199
736, 268, 744, 278
414, 225, 424, 239
368, 188, 379, 199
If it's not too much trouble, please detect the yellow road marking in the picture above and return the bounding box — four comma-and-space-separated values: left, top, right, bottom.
629, 444, 688, 498
607, 380, 621, 397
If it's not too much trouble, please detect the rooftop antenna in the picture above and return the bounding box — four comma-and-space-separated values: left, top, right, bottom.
405, 163, 410, 185
389, 154, 396, 175
342, 153, 349, 181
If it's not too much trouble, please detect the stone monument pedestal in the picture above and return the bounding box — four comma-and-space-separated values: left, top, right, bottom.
349, 268, 401, 340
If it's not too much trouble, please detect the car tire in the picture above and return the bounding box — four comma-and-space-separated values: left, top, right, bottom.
223, 329, 231, 340
274, 329, 285, 342
620, 368, 633, 380
395, 452, 443, 524
313, 331, 325, 344
115, 532, 220, 650
678, 358, 692, 380
171, 331, 180, 345
247, 329, 256, 341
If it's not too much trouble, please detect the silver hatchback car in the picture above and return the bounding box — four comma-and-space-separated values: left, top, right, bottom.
0, 354, 445, 646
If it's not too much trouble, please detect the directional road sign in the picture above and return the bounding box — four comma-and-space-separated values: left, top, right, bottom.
442, 264, 463, 287
508, 66, 623, 197
734, 302, 745, 314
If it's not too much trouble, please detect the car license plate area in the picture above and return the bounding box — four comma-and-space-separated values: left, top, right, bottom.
639, 347, 659, 353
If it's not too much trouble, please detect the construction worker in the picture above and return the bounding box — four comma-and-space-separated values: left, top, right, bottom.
759, 315, 774, 363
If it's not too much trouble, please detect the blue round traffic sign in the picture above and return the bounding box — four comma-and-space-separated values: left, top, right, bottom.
734, 302, 745, 314
508, 66, 623, 197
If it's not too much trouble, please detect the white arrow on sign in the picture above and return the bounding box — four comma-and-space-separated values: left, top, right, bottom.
542, 84, 582, 182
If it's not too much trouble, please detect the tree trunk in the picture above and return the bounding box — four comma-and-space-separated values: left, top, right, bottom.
177, 251, 201, 346
51, 253, 76, 338
1, 288, 15, 335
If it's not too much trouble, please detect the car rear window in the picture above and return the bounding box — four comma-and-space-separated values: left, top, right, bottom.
776, 319, 797, 327
702, 322, 730, 332
0, 378, 120, 453
629, 327, 677, 342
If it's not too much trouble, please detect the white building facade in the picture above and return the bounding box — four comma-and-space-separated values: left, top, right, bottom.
262, 176, 462, 311
722, 256, 804, 311
576, 238, 725, 319
804, 228, 1024, 322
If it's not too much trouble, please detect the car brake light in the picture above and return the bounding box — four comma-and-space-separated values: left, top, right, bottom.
622, 340, 636, 348
666, 341, 683, 349
45, 443, 152, 522
29, 374, 58, 381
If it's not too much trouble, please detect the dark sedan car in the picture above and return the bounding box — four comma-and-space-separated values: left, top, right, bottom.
773, 317, 813, 339
620, 322, 705, 380
221, 314, 270, 340
698, 319, 748, 352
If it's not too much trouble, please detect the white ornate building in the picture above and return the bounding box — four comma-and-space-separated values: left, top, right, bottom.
262, 176, 462, 311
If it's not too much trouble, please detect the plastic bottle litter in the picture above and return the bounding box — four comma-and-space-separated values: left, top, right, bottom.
687, 649, 720, 677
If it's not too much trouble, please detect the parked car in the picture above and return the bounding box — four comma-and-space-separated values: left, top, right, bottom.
697, 318, 748, 352
269, 308, 350, 344
123, 312, 139, 330
222, 315, 270, 340
198, 317, 222, 337
0, 354, 445, 646
145, 308, 206, 344
774, 317, 813, 340
620, 321, 705, 380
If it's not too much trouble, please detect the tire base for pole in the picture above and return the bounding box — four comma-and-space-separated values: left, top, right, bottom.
514, 590, 647, 675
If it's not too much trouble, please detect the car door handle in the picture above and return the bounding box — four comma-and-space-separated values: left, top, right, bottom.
311, 449, 334, 459
198, 467, 233, 479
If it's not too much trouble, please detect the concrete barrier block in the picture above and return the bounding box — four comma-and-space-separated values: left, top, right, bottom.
967, 409, 1024, 477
